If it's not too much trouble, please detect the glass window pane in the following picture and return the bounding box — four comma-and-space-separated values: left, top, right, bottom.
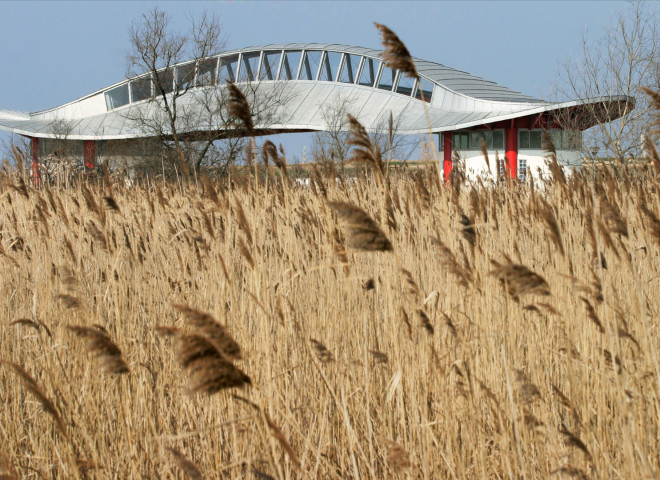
549, 130, 562, 150
279, 51, 301, 80
299, 50, 322, 80
261, 51, 281, 80
130, 76, 152, 102
483, 130, 493, 148
196, 58, 217, 86
493, 130, 504, 149
377, 66, 396, 91
453, 132, 469, 150
530, 131, 542, 149
339, 54, 361, 84
414, 77, 434, 102
564, 130, 582, 150
518, 158, 527, 181
358, 58, 379, 86
395, 73, 415, 95
319, 51, 342, 82
154, 69, 173, 94
218, 54, 239, 83
176, 62, 195, 90
470, 132, 482, 150
104, 84, 129, 110
239, 52, 261, 82
519, 130, 530, 149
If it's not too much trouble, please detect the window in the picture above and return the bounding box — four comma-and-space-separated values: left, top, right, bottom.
339, 54, 361, 83
493, 130, 504, 150
358, 58, 379, 86
130, 76, 152, 102
104, 84, 129, 110
239, 52, 261, 82
261, 51, 281, 80
279, 51, 301, 80
154, 69, 174, 94
218, 55, 239, 83
196, 57, 217, 86
414, 77, 434, 102
563, 130, 582, 150
377, 66, 396, 91
395, 73, 415, 96
299, 50, 322, 80
467, 130, 505, 150
176, 62, 195, 90
452, 132, 469, 150
518, 158, 527, 181
319, 51, 342, 82
519, 130, 542, 149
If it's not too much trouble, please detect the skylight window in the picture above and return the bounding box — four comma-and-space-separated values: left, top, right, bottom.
377, 66, 396, 91
358, 58, 379, 87
176, 62, 196, 91
338, 54, 361, 84
414, 77, 434, 102
279, 51, 301, 80
130, 76, 152, 102
239, 52, 261, 82
395, 74, 415, 96
154, 70, 174, 95
196, 58, 217, 86
218, 55, 239, 83
319, 52, 342, 82
104, 84, 129, 110
261, 51, 281, 80
299, 50, 322, 80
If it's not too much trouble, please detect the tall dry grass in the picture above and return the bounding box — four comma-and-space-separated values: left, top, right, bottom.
0, 137, 659, 479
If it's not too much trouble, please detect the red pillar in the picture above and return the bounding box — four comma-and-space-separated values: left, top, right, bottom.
443, 131, 452, 181
505, 127, 517, 180
84, 140, 96, 170
30, 137, 40, 185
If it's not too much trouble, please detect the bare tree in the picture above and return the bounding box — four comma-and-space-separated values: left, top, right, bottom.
312, 91, 415, 170
125, 7, 292, 176
183, 79, 292, 172
554, 1, 659, 161
125, 7, 224, 174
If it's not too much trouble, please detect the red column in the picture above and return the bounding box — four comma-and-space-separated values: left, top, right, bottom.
505, 127, 517, 180
443, 131, 452, 181
84, 140, 96, 170
31, 137, 40, 185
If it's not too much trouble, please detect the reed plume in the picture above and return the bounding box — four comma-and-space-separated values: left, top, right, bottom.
374, 23, 418, 79
67, 325, 129, 374
103, 195, 120, 212
6, 362, 65, 435
310, 339, 334, 363
167, 447, 203, 480
175, 333, 251, 394
538, 198, 564, 256
347, 115, 384, 176
262, 139, 289, 174
330, 201, 392, 252
172, 304, 242, 360
226, 81, 254, 134
490, 261, 550, 299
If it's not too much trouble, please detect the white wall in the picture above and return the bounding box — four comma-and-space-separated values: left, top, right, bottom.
444, 148, 582, 182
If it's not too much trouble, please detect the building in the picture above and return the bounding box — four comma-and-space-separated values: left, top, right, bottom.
0, 43, 631, 181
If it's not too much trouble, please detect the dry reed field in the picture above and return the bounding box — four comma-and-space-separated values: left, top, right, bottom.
0, 133, 659, 479
1, 21, 659, 476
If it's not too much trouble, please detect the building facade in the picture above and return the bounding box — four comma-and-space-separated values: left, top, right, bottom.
0, 43, 631, 181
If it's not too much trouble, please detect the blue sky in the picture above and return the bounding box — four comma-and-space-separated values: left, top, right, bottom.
0, 0, 646, 161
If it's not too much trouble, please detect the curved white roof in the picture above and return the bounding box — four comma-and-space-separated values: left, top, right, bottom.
0, 43, 632, 140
